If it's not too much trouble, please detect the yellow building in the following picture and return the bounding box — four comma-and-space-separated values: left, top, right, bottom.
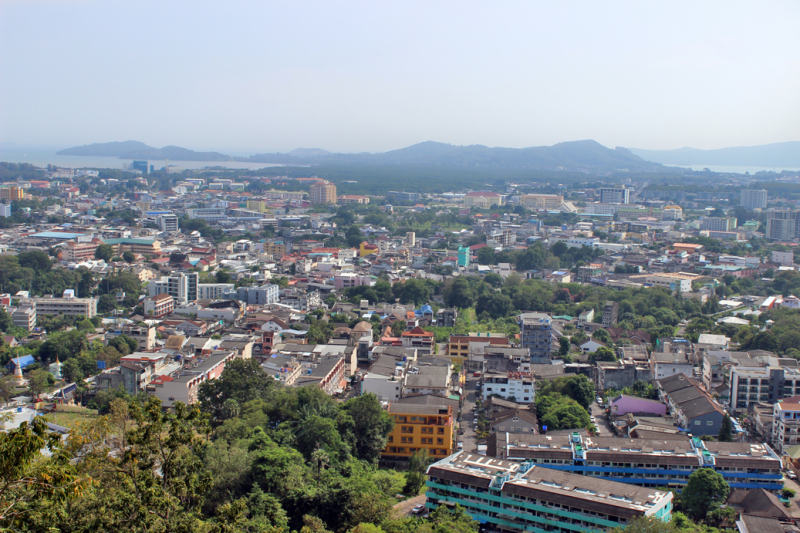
247, 200, 268, 213
383, 404, 454, 461
520, 194, 564, 210
359, 241, 378, 257
0, 185, 25, 201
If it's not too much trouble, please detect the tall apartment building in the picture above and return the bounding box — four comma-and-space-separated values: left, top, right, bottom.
309, 180, 337, 204
700, 217, 737, 232
0, 185, 25, 201
518, 313, 553, 364
741, 189, 768, 209
730, 365, 800, 412
32, 295, 98, 318
425, 453, 673, 530
148, 272, 199, 304
197, 283, 235, 300
773, 398, 800, 454
158, 214, 179, 232
599, 187, 630, 204
383, 403, 454, 462
602, 301, 618, 327
766, 209, 800, 241
0, 204, 11, 218
520, 194, 564, 210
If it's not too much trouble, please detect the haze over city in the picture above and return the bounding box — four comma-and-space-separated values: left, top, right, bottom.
1, 1, 799, 154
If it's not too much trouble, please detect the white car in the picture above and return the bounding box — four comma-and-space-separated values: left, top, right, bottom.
412, 505, 425, 514
596, 397, 604, 405
590, 416, 597, 423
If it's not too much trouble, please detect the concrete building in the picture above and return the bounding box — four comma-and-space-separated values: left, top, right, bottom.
448, 333, 510, 359
400, 327, 435, 355
185, 207, 228, 222
158, 214, 179, 232
309, 180, 337, 204
518, 313, 553, 364
436, 308, 458, 328
656, 374, 725, 436
0, 204, 10, 218
520, 194, 564, 210
32, 294, 97, 318
148, 272, 199, 304
0, 185, 25, 201
62, 241, 97, 262
463, 191, 503, 208
766, 209, 800, 241
383, 403, 454, 462
334, 273, 373, 290
106, 324, 157, 351
488, 433, 781, 491
772, 397, 800, 454
741, 189, 768, 209
602, 301, 618, 328
197, 283, 235, 300
701, 217, 737, 232
771, 251, 794, 267
482, 371, 535, 403
151, 351, 236, 406
144, 293, 174, 318
425, 452, 674, 530
234, 284, 279, 305
599, 187, 630, 204
12, 303, 36, 330
730, 365, 800, 413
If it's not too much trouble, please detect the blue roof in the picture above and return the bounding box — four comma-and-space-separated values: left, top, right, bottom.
7, 355, 35, 370
32, 231, 83, 239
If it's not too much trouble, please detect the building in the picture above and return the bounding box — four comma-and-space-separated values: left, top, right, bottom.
638, 273, 699, 293
389, 191, 421, 203
337, 195, 370, 205
602, 301, 618, 328
131, 160, 149, 174
150, 351, 236, 406
294, 356, 346, 395
489, 433, 781, 491
400, 327, 435, 355
701, 217, 737, 232
12, 303, 36, 330
457, 245, 469, 267
766, 209, 800, 241
334, 273, 373, 290
772, 397, 800, 454
32, 294, 97, 318
425, 452, 674, 530
0, 185, 25, 201
437, 308, 458, 328
158, 214, 179, 232
518, 313, 553, 364
730, 365, 800, 413
106, 324, 157, 351
383, 403, 454, 462
144, 293, 174, 318
599, 187, 630, 204
103, 237, 162, 256
741, 189, 768, 209
449, 333, 510, 359
0, 204, 10, 217
186, 208, 228, 223
246, 200, 268, 213
656, 374, 725, 436
148, 272, 199, 304
771, 251, 794, 267
234, 284, 279, 305
309, 180, 337, 204
482, 371, 535, 403
62, 241, 98, 262
463, 191, 503, 208
520, 194, 564, 210
197, 283, 235, 300
651, 352, 693, 381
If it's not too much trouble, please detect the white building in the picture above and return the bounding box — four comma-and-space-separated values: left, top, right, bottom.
197, 283, 235, 300
599, 187, 630, 204
482, 371, 535, 404
158, 214, 179, 232
741, 189, 768, 210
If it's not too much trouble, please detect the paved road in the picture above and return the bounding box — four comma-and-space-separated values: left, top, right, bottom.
458, 376, 479, 453
589, 401, 614, 436
393, 494, 427, 518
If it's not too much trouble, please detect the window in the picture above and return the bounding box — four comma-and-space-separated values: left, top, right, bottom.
694, 421, 701, 425
437, 438, 444, 445
401, 426, 413, 433
707, 421, 714, 426
437, 427, 444, 434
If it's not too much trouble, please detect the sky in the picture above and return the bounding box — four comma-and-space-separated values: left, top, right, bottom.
1, 1, 799, 154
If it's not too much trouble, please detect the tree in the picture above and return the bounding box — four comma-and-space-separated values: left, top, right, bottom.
419, 504, 479, 533
558, 337, 570, 356
443, 277, 476, 308
680, 468, 730, 521
216, 270, 232, 284
94, 244, 114, 261
592, 328, 612, 345
16, 251, 52, 272
588, 346, 617, 363
718, 414, 733, 442
391, 320, 407, 337
483, 272, 503, 288
608, 516, 678, 533
475, 292, 513, 320
27, 369, 50, 401
198, 359, 277, 425
476, 247, 495, 265
0, 376, 14, 407
122, 251, 136, 263
343, 393, 395, 463
404, 449, 429, 495
538, 375, 594, 410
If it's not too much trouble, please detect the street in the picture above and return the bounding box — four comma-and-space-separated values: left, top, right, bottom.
590, 401, 614, 436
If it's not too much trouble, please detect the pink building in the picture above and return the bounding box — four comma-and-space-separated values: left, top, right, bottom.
609, 395, 667, 417
334, 273, 373, 290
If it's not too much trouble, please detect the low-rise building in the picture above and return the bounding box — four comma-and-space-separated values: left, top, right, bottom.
383, 403, 454, 463
482, 371, 535, 404
144, 293, 174, 318
32, 294, 97, 318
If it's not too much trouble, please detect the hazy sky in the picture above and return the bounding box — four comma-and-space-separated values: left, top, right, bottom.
1, 1, 798, 153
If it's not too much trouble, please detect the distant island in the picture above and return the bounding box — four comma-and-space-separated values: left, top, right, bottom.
628, 141, 800, 167
57, 139, 668, 172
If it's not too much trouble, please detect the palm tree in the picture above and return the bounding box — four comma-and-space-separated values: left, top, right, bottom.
311, 445, 330, 486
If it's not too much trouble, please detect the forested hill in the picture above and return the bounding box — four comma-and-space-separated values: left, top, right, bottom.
57, 139, 669, 172
629, 141, 800, 167
57, 141, 235, 161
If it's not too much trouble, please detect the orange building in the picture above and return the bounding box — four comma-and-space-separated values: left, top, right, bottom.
0, 185, 25, 201
383, 403, 454, 462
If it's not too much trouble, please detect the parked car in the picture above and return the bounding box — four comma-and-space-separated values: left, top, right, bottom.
457, 442, 464, 450
412, 505, 425, 514
473, 372, 481, 377
596, 397, 604, 405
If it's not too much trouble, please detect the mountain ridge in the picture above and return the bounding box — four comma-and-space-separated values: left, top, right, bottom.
629, 141, 800, 167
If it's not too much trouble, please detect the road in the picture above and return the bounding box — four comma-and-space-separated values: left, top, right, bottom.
458, 375, 479, 453
393, 494, 427, 518
589, 401, 615, 436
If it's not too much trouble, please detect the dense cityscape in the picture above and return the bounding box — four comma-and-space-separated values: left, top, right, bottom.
1, 161, 800, 532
